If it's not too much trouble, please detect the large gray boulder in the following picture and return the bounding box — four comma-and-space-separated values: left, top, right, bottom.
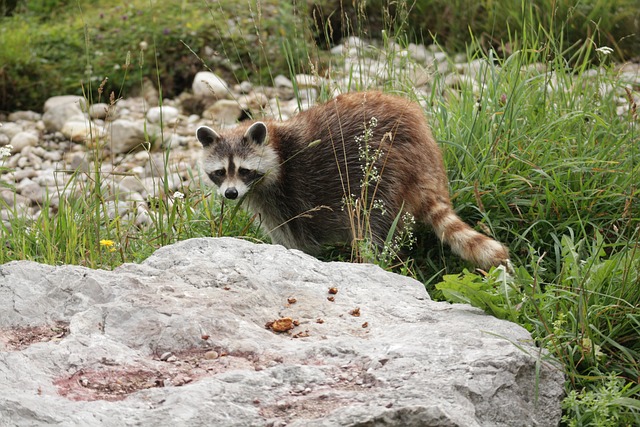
0, 238, 563, 426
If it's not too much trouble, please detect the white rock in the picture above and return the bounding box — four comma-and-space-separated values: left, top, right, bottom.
339, 74, 375, 91
8, 111, 42, 122
445, 73, 477, 91
403, 63, 432, 87
24, 145, 45, 158
63, 152, 89, 173
105, 200, 132, 220
334, 36, 367, 57
237, 92, 269, 111
42, 96, 85, 132
16, 156, 30, 169
130, 165, 145, 178
60, 119, 90, 142
344, 36, 366, 49
140, 172, 183, 197
108, 119, 147, 154
0, 122, 23, 139
297, 87, 317, 102
406, 43, 430, 63
433, 51, 448, 63
43, 150, 62, 162
456, 58, 490, 77
366, 59, 390, 81
192, 71, 229, 99
203, 100, 243, 127
119, 175, 146, 194
239, 80, 253, 93
17, 178, 45, 205
263, 98, 290, 120
330, 44, 346, 55
33, 169, 65, 186
273, 74, 293, 89
10, 131, 39, 153
0, 238, 564, 426
295, 74, 324, 88
25, 151, 43, 170
10, 169, 37, 181
160, 134, 185, 149
146, 106, 179, 124
134, 205, 153, 227
43, 95, 84, 113
0, 189, 30, 210
88, 103, 111, 120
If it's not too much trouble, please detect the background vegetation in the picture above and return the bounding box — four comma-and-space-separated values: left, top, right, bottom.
1, 0, 639, 425
1, 0, 639, 112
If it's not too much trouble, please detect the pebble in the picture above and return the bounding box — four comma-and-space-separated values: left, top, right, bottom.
8, 111, 42, 122
203, 100, 243, 127
146, 106, 180, 124
239, 80, 253, 93
0, 122, 23, 139
88, 103, 111, 120
273, 74, 293, 89
60, 120, 89, 142
10, 131, 39, 153
42, 96, 85, 132
192, 71, 229, 99
108, 119, 146, 153
204, 350, 219, 360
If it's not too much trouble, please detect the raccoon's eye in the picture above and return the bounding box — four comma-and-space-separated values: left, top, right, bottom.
238, 167, 251, 177
209, 169, 226, 182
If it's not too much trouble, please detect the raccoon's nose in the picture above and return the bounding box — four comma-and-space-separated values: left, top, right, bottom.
225, 188, 239, 200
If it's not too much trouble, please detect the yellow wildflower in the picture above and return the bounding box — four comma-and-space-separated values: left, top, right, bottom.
100, 239, 116, 252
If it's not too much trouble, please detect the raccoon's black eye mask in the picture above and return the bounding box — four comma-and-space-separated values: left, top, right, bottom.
208, 170, 226, 185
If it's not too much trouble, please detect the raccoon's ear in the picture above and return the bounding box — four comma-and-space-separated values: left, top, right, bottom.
196, 126, 221, 148
243, 122, 268, 145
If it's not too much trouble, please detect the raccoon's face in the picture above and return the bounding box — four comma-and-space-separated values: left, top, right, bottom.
196, 122, 280, 200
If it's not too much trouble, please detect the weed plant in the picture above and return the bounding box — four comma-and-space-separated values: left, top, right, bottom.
0, 0, 638, 424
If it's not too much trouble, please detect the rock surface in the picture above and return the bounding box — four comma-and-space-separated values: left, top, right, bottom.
0, 237, 563, 426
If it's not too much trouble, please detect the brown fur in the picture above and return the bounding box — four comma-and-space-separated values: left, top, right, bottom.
197, 91, 509, 269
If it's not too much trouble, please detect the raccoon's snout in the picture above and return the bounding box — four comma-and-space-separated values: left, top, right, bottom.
225, 188, 239, 200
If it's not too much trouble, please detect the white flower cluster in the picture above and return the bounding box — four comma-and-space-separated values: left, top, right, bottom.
378, 211, 417, 264
0, 145, 13, 159
371, 198, 387, 216
595, 46, 613, 55
356, 117, 384, 188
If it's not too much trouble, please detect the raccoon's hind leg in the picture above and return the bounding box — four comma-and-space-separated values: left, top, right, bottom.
420, 195, 509, 270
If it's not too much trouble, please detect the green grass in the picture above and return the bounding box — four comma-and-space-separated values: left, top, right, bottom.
1, 1, 639, 424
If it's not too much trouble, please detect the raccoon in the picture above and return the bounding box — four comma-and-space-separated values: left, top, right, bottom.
196, 91, 509, 269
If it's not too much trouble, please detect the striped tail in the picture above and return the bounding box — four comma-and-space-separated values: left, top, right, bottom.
426, 199, 509, 270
